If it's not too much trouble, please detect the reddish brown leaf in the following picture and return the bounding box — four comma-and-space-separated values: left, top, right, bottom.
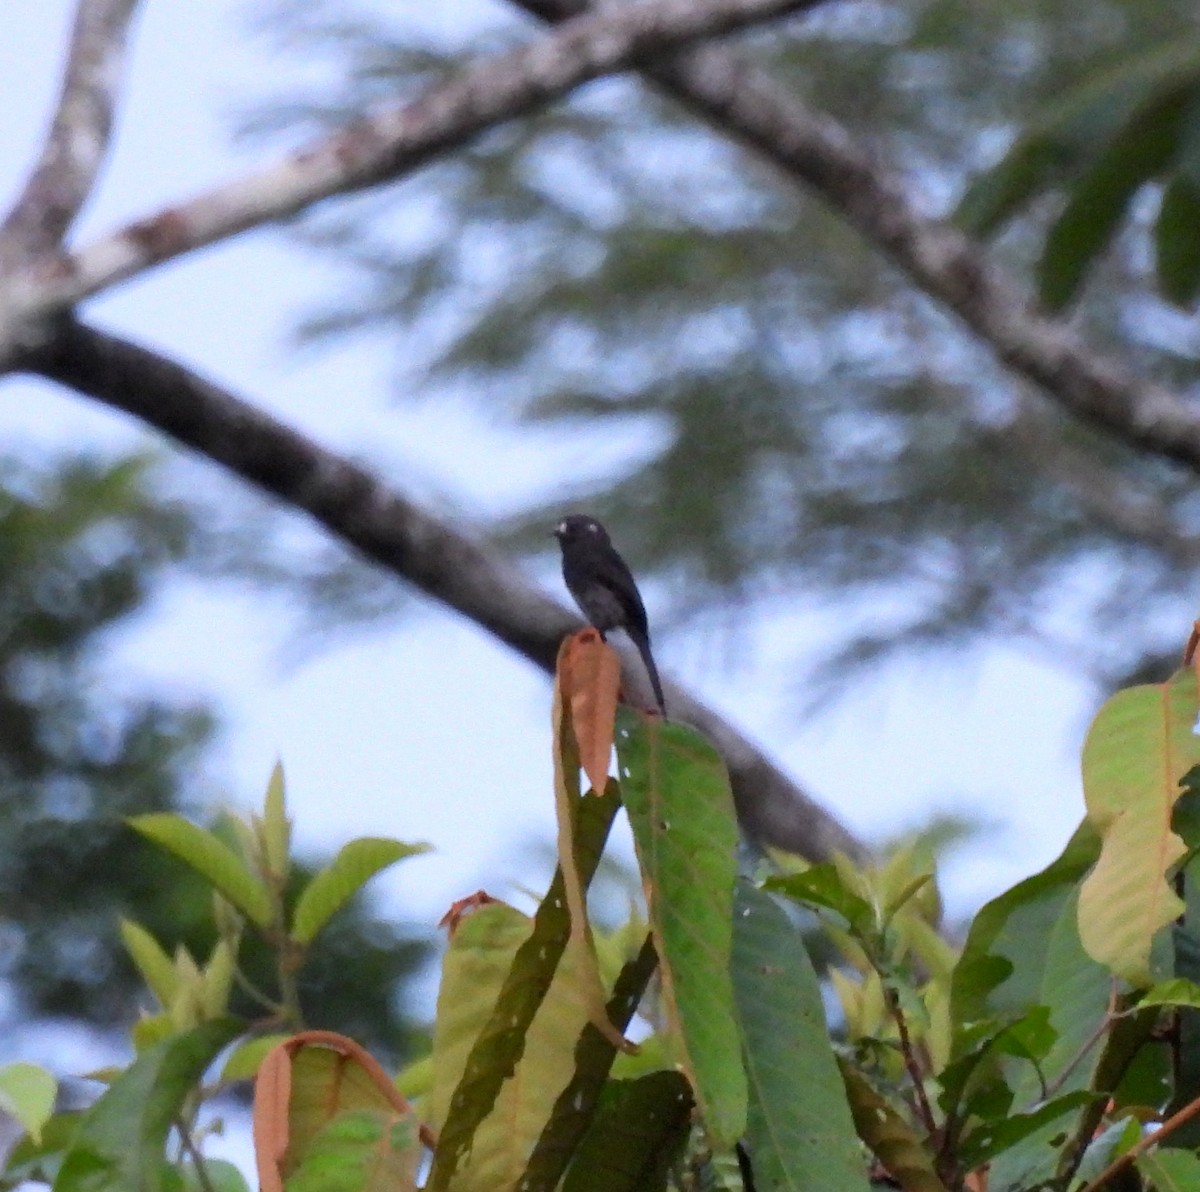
253, 1041, 291, 1192
1186, 619, 1200, 674
560, 629, 620, 795
252, 1029, 432, 1192
551, 640, 634, 1055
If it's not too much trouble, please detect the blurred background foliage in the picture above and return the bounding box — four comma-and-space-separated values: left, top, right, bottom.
0, 450, 428, 1063
5, 0, 1200, 1066
244, 0, 1200, 697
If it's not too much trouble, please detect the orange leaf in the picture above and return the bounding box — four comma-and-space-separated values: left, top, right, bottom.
550, 638, 634, 1054
253, 1042, 291, 1192
252, 1029, 431, 1192
560, 629, 620, 795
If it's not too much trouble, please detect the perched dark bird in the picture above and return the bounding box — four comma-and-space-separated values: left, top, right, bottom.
554, 514, 667, 715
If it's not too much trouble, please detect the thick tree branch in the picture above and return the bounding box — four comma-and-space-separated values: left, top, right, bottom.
19, 318, 867, 863
514, 0, 1200, 480
0, 0, 822, 359
0, 0, 140, 263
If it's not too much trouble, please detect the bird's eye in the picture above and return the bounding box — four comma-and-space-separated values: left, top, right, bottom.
587, 523, 599, 533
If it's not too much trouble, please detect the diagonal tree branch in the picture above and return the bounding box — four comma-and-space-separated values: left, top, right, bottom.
513, 0, 1200, 481
5, 0, 1196, 862
0, 0, 141, 264
4, 0, 1197, 516
17, 317, 867, 863
0, 0, 824, 358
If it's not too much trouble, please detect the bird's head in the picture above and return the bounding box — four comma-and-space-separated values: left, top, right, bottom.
553, 514, 611, 546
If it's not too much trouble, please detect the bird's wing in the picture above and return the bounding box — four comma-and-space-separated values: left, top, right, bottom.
595, 547, 650, 640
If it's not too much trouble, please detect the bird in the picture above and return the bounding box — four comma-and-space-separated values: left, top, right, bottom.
553, 513, 667, 716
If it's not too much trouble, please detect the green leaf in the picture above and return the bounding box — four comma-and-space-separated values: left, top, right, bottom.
120, 919, 179, 1009
988, 890, 1126, 1192
54, 1019, 240, 1192
1140, 977, 1200, 1009
426, 786, 620, 1191
1039, 84, 1194, 310
957, 40, 1200, 235
182, 1158, 251, 1192
219, 1034, 292, 1084
260, 761, 291, 880
129, 814, 273, 929
937, 1007, 1056, 1131
428, 902, 592, 1192
286, 1109, 418, 1192
1138, 1148, 1200, 1192
2, 1111, 81, 1187
291, 838, 430, 945
1156, 176, 1200, 306
560, 1073, 692, 1192
262, 1034, 421, 1190
0, 1063, 56, 1144
732, 881, 870, 1192
616, 710, 747, 1148
1078, 668, 1200, 985
1173, 765, 1200, 848
956, 1091, 1094, 1171
883, 871, 934, 922
519, 936, 659, 1192
1166, 857, 1200, 1147
952, 822, 1100, 1028
1072, 1116, 1143, 1187
839, 1061, 948, 1192
764, 864, 874, 935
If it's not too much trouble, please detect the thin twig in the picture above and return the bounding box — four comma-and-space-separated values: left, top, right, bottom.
1077, 1091, 1200, 1192
1042, 981, 1119, 1101
174, 1114, 218, 1192
885, 984, 938, 1140
0, 0, 826, 356
231, 964, 282, 1016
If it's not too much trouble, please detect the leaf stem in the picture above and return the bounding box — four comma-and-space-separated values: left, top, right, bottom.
231, 963, 282, 1015
1076, 1090, 1200, 1192
1043, 982, 1118, 1100
175, 1114, 218, 1192
885, 984, 938, 1140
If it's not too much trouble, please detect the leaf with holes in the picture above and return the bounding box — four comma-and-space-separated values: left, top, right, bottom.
561, 1072, 693, 1192
615, 709, 746, 1148
428, 902, 594, 1192
425, 786, 620, 1191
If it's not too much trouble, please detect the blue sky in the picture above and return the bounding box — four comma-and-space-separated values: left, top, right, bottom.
0, 0, 1103, 1035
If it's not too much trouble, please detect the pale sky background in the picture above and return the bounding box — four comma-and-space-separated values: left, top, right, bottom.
0, 0, 1102, 1071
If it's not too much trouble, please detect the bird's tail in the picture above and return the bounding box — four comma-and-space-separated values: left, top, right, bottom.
630, 629, 667, 717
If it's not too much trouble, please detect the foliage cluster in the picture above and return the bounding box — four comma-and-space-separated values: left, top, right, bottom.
7, 630, 1200, 1191
0, 448, 428, 1059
